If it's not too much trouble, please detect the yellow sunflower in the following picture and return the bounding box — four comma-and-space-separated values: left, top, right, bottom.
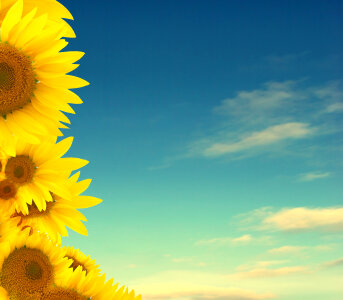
0, 286, 9, 300
9, 170, 102, 244
0, 228, 72, 299
0, 136, 88, 215
0, 210, 21, 243
62, 246, 101, 276
0, 0, 87, 146
52, 266, 141, 300
0, 0, 75, 38
91, 274, 142, 300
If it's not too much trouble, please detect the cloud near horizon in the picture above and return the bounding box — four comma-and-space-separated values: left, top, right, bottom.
133, 270, 276, 300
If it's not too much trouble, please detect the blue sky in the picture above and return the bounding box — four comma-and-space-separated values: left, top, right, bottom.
59, 1, 343, 299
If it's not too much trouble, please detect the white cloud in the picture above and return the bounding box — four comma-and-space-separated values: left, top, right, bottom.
263, 207, 343, 231
236, 261, 288, 272
232, 234, 253, 243
268, 245, 332, 255
213, 80, 301, 118
298, 171, 331, 182
195, 234, 254, 246
203, 123, 312, 157
268, 246, 306, 254
229, 266, 308, 279
325, 102, 343, 113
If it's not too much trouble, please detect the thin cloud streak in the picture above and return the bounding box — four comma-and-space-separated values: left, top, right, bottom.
229, 266, 308, 279
298, 171, 331, 182
195, 234, 253, 246
203, 123, 313, 157
323, 258, 343, 268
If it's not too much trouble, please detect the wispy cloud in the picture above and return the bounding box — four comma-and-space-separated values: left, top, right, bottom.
165, 255, 207, 268
325, 102, 343, 113
264, 52, 310, 65
236, 260, 289, 272
184, 79, 343, 162
185, 79, 343, 158
322, 258, 343, 268
229, 266, 308, 279
235, 206, 343, 232
202, 122, 313, 157
263, 207, 343, 231
268, 246, 306, 254
268, 245, 332, 255
195, 234, 267, 246
213, 80, 303, 120
298, 171, 331, 181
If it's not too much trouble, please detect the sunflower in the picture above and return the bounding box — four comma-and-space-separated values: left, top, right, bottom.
10, 170, 102, 244
0, 0, 88, 147
0, 286, 9, 300
0, 228, 72, 299
62, 246, 101, 276
43, 266, 94, 300
0, 210, 21, 243
91, 274, 142, 300
0, 136, 88, 215
0, 0, 75, 38
51, 266, 141, 300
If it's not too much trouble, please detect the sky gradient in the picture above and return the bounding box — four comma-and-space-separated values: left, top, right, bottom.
59, 1, 343, 299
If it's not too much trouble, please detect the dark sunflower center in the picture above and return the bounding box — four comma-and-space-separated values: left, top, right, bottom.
0, 62, 15, 90
0, 247, 53, 297
25, 261, 43, 280
0, 43, 36, 115
0, 179, 17, 199
42, 287, 89, 300
5, 155, 36, 185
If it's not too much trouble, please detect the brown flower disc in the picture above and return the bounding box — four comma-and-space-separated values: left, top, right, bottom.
0, 179, 17, 200
0, 247, 54, 298
5, 155, 36, 185
41, 287, 89, 300
0, 43, 36, 115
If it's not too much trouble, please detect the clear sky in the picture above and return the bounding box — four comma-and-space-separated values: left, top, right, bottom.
59, 1, 343, 299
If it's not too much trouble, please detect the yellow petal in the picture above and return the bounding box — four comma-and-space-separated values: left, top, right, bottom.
15, 13, 47, 47
41, 75, 89, 89
69, 195, 103, 209
54, 207, 87, 222
40, 157, 89, 172
8, 7, 37, 45
35, 51, 85, 67
6, 114, 40, 144
11, 110, 48, 135
1, 0, 23, 42
71, 178, 91, 196
57, 214, 88, 236
36, 63, 79, 77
